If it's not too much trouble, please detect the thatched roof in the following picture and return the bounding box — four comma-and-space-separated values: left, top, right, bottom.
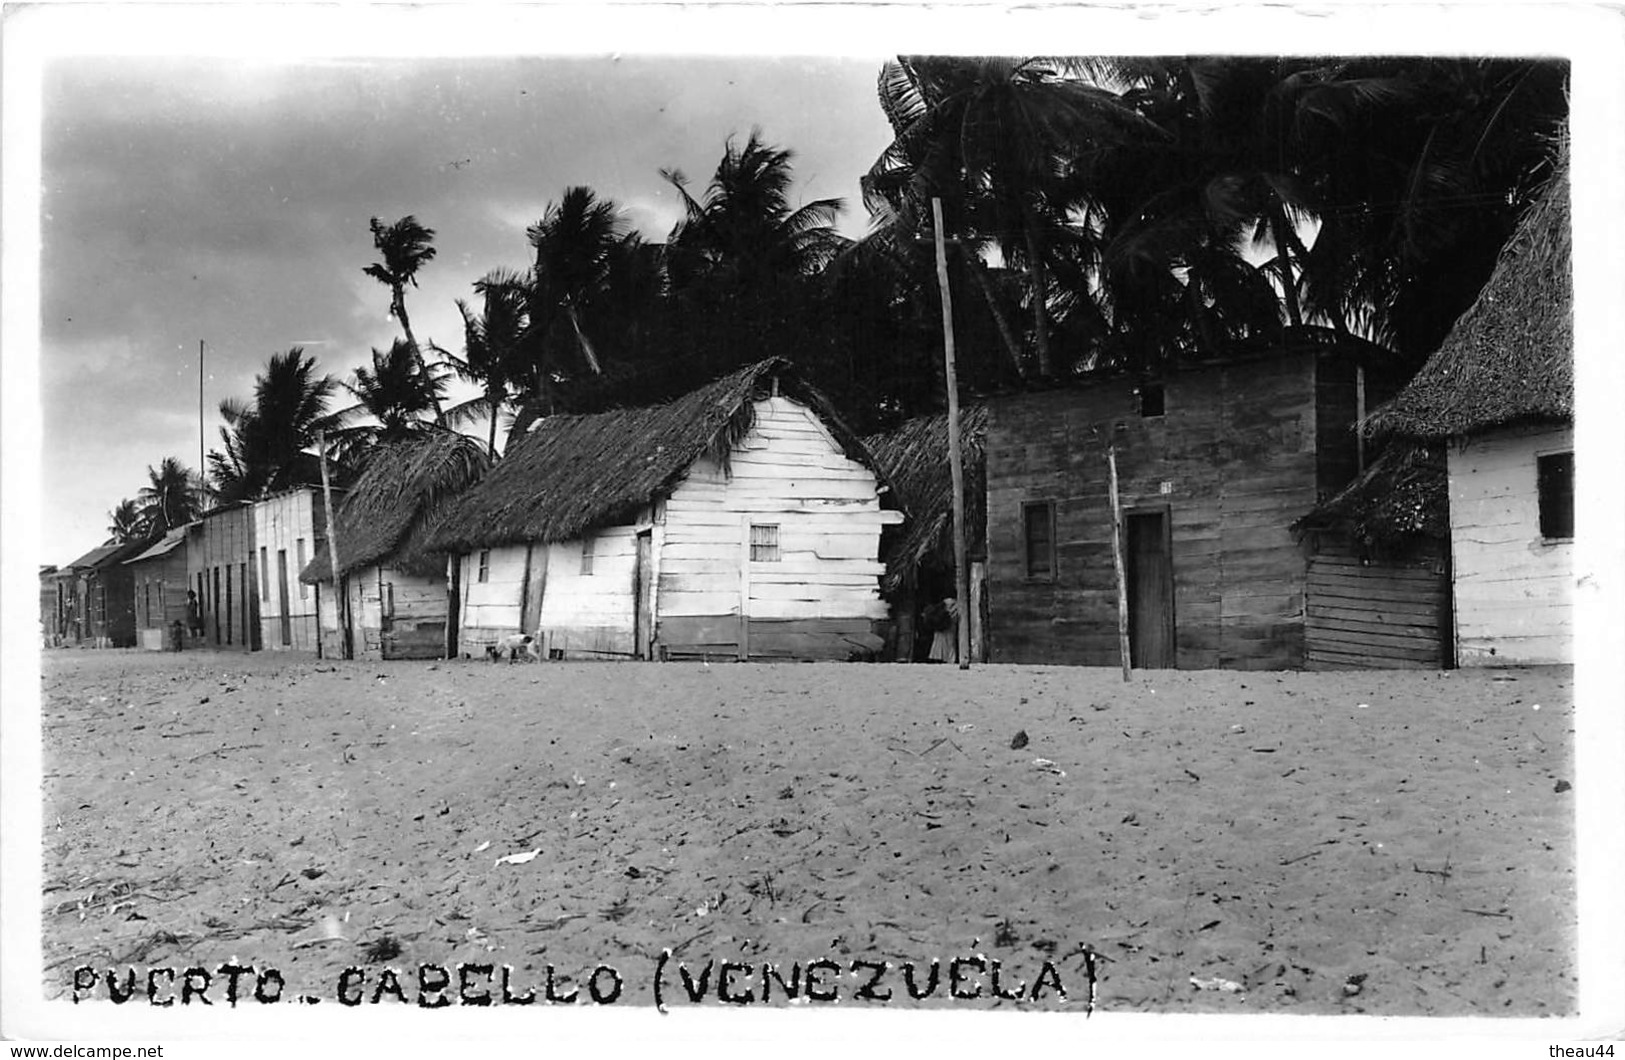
862, 407, 988, 594
1292, 442, 1448, 548
423, 358, 887, 553
1366, 145, 1571, 439
302, 431, 490, 583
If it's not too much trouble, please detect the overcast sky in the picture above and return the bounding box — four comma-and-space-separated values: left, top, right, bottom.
34, 50, 894, 563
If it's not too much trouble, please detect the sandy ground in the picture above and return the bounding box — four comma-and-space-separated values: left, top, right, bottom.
39, 649, 1575, 1016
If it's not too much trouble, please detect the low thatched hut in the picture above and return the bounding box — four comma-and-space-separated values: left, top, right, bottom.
423, 357, 902, 661
862, 407, 988, 662
301, 431, 489, 661
1365, 142, 1571, 666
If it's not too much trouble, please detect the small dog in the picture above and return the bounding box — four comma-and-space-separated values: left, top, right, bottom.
488, 632, 543, 664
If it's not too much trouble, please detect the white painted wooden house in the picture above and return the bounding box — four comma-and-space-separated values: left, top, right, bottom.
425, 358, 902, 661
251, 487, 326, 652
301, 432, 489, 661
1366, 148, 1572, 666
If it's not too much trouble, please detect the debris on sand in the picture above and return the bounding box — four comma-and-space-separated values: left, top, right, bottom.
494, 848, 541, 867
1010, 730, 1030, 750
1190, 975, 1243, 993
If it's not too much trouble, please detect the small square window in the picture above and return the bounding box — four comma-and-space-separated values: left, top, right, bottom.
1023, 501, 1056, 578
750, 524, 780, 562
1537, 452, 1574, 539
1139, 383, 1165, 418
477, 550, 491, 583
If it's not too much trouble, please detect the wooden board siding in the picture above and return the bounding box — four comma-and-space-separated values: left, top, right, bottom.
1305, 542, 1450, 670
129, 549, 190, 649
252, 489, 324, 653
1448, 425, 1573, 665
657, 396, 891, 659
187, 507, 257, 651
987, 352, 1324, 670
376, 568, 447, 660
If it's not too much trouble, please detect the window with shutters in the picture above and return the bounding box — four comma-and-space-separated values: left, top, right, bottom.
296, 538, 308, 599
581, 535, 596, 576
477, 550, 491, 583
749, 524, 780, 562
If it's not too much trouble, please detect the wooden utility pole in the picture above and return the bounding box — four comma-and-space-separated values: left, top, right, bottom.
931, 197, 971, 671
1104, 439, 1131, 681
317, 430, 352, 660
198, 340, 205, 490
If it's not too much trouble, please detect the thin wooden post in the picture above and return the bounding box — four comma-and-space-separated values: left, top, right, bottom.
1105, 441, 1131, 681
317, 430, 351, 660
932, 197, 971, 671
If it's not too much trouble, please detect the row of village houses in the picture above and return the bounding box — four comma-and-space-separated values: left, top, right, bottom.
41, 151, 1573, 670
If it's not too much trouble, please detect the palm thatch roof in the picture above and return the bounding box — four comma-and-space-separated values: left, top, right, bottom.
302, 431, 490, 583
1292, 442, 1447, 549
1365, 144, 1571, 439
423, 358, 887, 553
862, 408, 988, 595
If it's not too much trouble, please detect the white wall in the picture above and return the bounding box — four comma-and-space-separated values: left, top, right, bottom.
252, 489, 322, 651
1449, 424, 1573, 665
660, 396, 894, 624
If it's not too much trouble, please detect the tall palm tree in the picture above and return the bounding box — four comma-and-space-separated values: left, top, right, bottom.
866, 56, 1155, 377
207, 347, 352, 502
136, 457, 202, 535
106, 498, 146, 544
364, 215, 444, 422
525, 186, 626, 377
442, 269, 529, 458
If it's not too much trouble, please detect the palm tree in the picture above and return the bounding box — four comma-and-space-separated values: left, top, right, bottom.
866, 57, 1155, 377
106, 498, 147, 544
664, 130, 847, 285
442, 269, 529, 458
207, 347, 351, 502
364, 215, 444, 422
524, 186, 628, 377
341, 338, 447, 444
136, 457, 202, 535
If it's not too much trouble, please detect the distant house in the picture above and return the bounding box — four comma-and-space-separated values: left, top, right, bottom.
1365, 146, 1571, 666
40, 565, 73, 646
124, 528, 190, 650
185, 504, 258, 651
302, 432, 490, 661
59, 540, 145, 648
251, 487, 327, 653
425, 358, 902, 661
862, 407, 988, 662
984, 338, 1409, 670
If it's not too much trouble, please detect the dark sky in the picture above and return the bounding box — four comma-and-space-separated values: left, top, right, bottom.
37, 52, 893, 561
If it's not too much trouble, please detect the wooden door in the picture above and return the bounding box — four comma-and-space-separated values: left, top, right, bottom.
634, 530, 654, 659
277, 551, 293, 646
1126, 510, 1176, 668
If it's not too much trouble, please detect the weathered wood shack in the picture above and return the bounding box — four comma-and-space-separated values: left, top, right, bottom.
985, 340, 1408, 669
251, 487, 326, 652
302, 432, 489, 661
425, 358, 902, 661
185, 504, 259, 651
1366, 146, 1572, 666
59, 541, 144, 648
862, 407, 988, 662
40, 565, 73, 646
1292, 443, 1453, 669
124, 528, 191, 650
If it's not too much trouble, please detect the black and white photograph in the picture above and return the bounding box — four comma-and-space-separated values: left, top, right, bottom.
3, 2, 1623, 1053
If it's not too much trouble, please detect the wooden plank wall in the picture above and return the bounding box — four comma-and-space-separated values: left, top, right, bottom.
536, 530, 642, 658
1305, 542, 1449, 669
987, 352, 1321, 669
1449, 425, 1573, 665
187, 508, 256, 650
377, 567, 448, 660
659, 396, 890, 660
130, 549, 190, 648
253, 489, 323, 652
